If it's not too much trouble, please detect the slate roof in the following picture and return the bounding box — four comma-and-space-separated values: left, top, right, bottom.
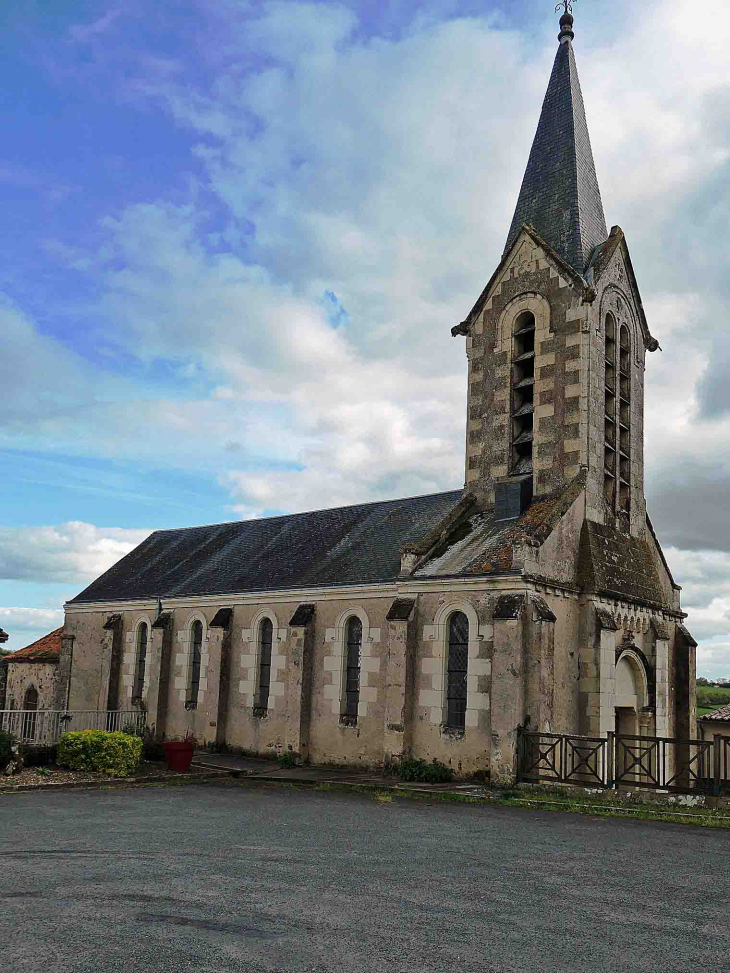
68, 491, 464, 603
415, 472, 586, 578
579, 521, 667, 609
699, 704, 730, 723
1, 627, 63, 665
504, 28, 607, 275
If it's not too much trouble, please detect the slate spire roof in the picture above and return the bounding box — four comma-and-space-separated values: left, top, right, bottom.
504, 13, 607, 275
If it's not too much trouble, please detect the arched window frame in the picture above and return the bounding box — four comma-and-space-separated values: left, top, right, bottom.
254, 614, 275, 715
342, 615, 363, 724
133, 620, 149, 702
239, 609, 288, 712
445, 611, 469, 731
325, 607, 380, 725
421, 601, 488, 732
184, 613, 208, 709
617, 323, 632, 514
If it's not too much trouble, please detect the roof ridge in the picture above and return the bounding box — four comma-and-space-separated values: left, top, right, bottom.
151, 488, 465, 535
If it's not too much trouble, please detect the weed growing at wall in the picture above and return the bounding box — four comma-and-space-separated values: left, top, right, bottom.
398, 758, 454, 784
57, 731, 143, 777
0, 730, 14, 771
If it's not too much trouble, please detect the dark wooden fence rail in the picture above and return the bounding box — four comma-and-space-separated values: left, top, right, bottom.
518, 729, 730, 795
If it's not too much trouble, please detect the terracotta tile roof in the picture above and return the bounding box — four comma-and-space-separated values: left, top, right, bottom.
700, 704, 730, 723
3, 627, 63, 664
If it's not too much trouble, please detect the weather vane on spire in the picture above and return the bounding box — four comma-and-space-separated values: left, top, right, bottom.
555, 0, 576, 14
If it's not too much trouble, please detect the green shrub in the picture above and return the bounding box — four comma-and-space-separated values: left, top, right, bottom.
277, 751, 298, 769
398, 758, 454, 784
57, 730, 142, 777
0, 730, 15, 771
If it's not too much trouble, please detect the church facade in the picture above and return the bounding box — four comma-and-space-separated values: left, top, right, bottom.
60, 11, 696, 781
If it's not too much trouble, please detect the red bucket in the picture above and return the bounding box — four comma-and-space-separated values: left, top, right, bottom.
163, 741, 195, 772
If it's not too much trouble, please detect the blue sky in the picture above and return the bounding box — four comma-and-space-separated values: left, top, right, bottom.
2, 0, 730, 676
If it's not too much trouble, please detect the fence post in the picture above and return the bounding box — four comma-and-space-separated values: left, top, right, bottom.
714, 735, 722, 797
607, 731, 615, 789
516, 725, 523, 783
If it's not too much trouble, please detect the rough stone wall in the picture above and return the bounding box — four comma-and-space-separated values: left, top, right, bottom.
5, 662, 58, 710
464, 232, 589, 505
63, 611, 112, 712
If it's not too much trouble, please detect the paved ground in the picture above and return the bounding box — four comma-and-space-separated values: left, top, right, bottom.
1, 783, 728, 973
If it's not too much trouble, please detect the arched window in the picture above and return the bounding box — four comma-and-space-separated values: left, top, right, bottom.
604, 313, 631, 515
618, 324, 631, 513
256, 618, 273, 712
22, 686, 38, 742
343, 616, 362, 721
188, 620, 203, 707
446, 612, 469, 730
511, 310, 535, 477
134, 623, 148, 700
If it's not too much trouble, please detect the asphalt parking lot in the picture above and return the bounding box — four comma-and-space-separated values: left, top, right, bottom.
1, 783, 728, 973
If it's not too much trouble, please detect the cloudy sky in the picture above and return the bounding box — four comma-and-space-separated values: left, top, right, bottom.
1, 0, 729, 677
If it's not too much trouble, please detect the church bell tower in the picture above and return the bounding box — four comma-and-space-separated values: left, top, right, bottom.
453, 7, 659, 538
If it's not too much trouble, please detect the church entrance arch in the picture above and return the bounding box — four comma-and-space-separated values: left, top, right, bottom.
614, 649, 650, 778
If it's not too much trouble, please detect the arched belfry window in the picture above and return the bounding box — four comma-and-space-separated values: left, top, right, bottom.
342, 616, 362, 721
188, 620, 203, 707
256, 618, 273, 712
134, 623, 148, 700
604, 314, 631, 515
618, 324, 631, 513
511, 310, 535, 475
446, 612, 469, 730
603, 313, 617, 505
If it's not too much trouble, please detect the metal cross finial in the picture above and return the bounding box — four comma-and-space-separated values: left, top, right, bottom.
555, 0, 576, 14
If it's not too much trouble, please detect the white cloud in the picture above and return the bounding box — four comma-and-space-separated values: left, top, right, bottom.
5, 0, 730, 675
0, 523, 152, 584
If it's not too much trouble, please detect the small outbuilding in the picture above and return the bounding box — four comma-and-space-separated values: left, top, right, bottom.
698, 705, 730, 743
0, 628, 63, 714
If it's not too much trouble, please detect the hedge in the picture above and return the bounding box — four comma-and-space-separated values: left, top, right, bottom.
57, 730, 143, 777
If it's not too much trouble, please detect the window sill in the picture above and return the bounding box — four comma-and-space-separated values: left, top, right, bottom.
339, 714, 358, 728
252, 706, 269, 719
440, 724, 466, 740
184, 701, 198, 711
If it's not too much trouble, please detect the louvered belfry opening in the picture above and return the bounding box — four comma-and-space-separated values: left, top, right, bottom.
604, 313, 617, 505
189, 620, 203, 707
511, 310, 536, 476
446, 611, 469, 731
343, 616, 362, 721
618, 324, 631, 513
257, 618, 273, 712
134, 622, 148, 699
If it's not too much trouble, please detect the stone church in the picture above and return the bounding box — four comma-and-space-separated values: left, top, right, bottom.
59, 10, 696, 780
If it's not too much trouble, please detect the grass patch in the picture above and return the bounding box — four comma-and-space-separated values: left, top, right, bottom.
697, 686, 730, 711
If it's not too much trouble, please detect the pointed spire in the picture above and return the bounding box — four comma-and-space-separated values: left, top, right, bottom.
503, 8, 607, 275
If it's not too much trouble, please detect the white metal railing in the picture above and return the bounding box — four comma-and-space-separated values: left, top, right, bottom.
0, 710, 145, 746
